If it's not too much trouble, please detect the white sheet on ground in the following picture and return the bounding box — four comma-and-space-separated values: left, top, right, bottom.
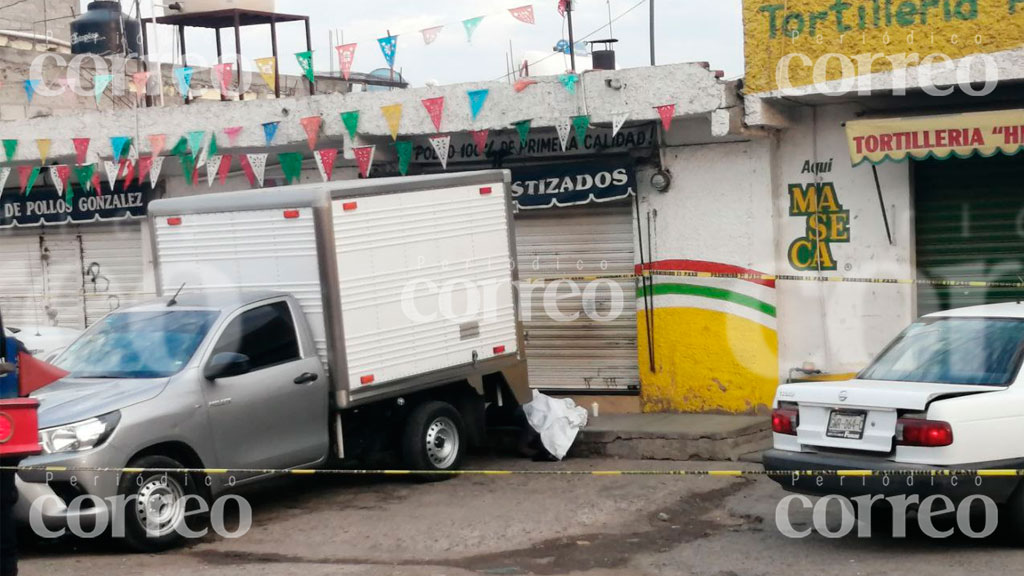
522, 391, 589, 460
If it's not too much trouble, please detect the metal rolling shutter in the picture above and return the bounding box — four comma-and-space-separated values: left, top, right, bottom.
515, 202, 639, 391
81, 223, 148, 324
39, 231, 87, 330
914, 155, 1024, 316
0, 231, 47, 329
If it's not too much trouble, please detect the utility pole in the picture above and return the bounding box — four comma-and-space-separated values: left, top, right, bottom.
649, 0, 656, 66
566, 2, 576, 72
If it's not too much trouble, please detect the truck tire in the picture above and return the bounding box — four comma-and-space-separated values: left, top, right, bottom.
402, 401, 466, 474
117, 455, 204, 552
1006, 481, 1024, 543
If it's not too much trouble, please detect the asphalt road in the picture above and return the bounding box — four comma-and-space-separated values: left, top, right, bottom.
15, 457, 1024, 576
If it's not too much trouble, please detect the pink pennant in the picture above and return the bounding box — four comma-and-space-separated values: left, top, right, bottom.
315, 149, 338, 181
470, 129, 489, 155
353, 145, 374, 179
17, 166, 32, 193
148, 133, 167, 158
217, 154, 232, 184
420, 26, 444, 45
132, 71, 150, 101
513, 78, 537, 92
213, 63, 234, 95
240, 155, 257, 187
136, 157, 153, 185
91, 170, 101, 196
72, 138, 91, 165
300, 116, 323, 151
508, 5, 535, 24
421, 97, 445, 132
223, 126, 243, 146
655, 104, 676, 132
335, 43, 357, 81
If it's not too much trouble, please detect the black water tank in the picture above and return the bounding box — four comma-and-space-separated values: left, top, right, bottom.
70, 1, 142, 57
589, 39, 618, 71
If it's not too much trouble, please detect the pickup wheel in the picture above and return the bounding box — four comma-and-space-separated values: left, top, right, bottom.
117, 455, 204, 552
401, 401, 466, 475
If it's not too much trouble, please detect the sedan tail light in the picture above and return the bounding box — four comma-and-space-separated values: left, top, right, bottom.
896, 418, 953, 447
771, 407, 799, 436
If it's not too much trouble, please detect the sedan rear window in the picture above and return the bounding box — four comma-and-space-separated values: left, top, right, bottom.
860, 318, 1024, 386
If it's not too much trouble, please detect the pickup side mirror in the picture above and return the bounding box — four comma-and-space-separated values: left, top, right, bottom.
204, 352, 252, 381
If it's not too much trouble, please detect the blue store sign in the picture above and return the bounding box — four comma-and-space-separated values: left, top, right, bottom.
510, 158, 636, 210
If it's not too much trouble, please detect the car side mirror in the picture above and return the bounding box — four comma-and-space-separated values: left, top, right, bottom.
204, 352, 252, 381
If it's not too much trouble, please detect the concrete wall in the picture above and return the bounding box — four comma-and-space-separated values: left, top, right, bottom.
0, 0, 77, 42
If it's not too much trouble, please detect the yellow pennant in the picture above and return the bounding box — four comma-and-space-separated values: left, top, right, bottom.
381, 104, 403, 141
36, 139, 51, 165
254, 57, 277, 91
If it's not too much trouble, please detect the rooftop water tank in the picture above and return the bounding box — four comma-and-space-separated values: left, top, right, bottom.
173, 0, 277, 12
70, 1, 142, 57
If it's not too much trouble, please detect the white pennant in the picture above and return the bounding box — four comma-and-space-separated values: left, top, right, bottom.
49, 166, 65, 195
429, 135, 451, 170
0, 167, 11, 200
196, 141, 209, 169
247, 153, 268, 187
556, 117, 572, 152
104, 160, 120, 187
149, 156, 165, 189
207, 155, 223, 187
611, 112, 629, 138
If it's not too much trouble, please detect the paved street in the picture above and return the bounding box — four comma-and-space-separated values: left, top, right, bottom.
16, 457, 1024, 576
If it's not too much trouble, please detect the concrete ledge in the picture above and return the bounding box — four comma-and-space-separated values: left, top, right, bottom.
570, 414, 772, 462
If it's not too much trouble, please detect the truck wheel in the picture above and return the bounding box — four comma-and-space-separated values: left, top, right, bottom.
117, 455, 203, 552
1006, 481, 1024, 543
402, 401, 466, 474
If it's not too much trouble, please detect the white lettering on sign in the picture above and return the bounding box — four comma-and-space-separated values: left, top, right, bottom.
511, 169, 629, 198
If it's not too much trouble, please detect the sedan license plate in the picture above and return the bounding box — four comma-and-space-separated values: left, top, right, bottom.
826, 410, 867, 440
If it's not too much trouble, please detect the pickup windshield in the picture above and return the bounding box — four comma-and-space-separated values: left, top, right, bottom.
860, 317, 1024, 386
57, 310, 219, 379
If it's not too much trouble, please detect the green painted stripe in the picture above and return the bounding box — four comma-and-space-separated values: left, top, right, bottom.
638, 283, 777, 318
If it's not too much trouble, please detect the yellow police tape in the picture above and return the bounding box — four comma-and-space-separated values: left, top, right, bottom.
525, 270, 1024, 289
3, 466, 1023, 478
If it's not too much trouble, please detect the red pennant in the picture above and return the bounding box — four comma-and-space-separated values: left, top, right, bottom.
300, 116, 322, 151
121, 160, 135, 186
353, 146, 374, 179
136, 156, 153, 185
17, 351, 69, 396
148, 133, 166, 158
335, 43, 357, 81
240, 154, 257, 187
217, 154, 232, 184
17, 166, 32, 193
655, 104, 675, 132
421, 97, 445, 132
55, 165, 71, 189
223, 126, 243, 146
91, 170, 101, 195
470, 130, 489, 155
72, 138, 91, 164
316, 149, 338, 181
213, 63, 234, 94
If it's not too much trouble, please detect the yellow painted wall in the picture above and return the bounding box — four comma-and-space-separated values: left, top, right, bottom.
743, 0, 1024, 93
638, 308, 779, 414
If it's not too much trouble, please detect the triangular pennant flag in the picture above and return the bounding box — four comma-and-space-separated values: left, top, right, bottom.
429, 135, 451, 170
335, 43, 357, 81
508, 5, 536, 24
462, 16, 484, 42
655, 104, 676, 131
16, 351, 70, 397
73, 138, 91, 164
279, 152, 304, 184
340, 111, 360, 139
262, 122, 280, 146
223, 126, 243, 146
377, 35, 397, 68
555, 117, 572, 151
207, 155, 223, 187
0, 167, 10, 200
179, 155, 197, 187
121, 160, 135, 187
26, 167, 40, 195
73, 164, 95, 194
380, 104, 402, 140
240, 154, 255, 187
24, 79, 40, 105
255, 57, 277, 91
104, 160, 120, 188
611, 112, 629, 138
295, 51, 315, 84
196, 141, 209, 169
420, 26, 444, 45
212, 62, 233, 95
186, 131, 205, 159
127, 142, 139, 162
18, 166, 38, 195
395, 141, 413, 176
111, 136, 132, 165
149, 156, 165, 189
514, 78, 537, 92
421, 97, 445, 132
3, 139, 18, 162
93, 74, 113, 105
207, 134, 219, 158
91, 169, 102, 195
136, 156, 152, 186
300, 116, 322, 151
132, 71, 150, 101
470, 129, 489, 155
148, 134, 166, 158
217, 154, 232, 185
36, 139, 51, 165
467, 89, 489, 121
56, 165, 71, 192
558, 73, 578, 93
572, 115, 590, 144
246, 153, 267, 187
173, 67, 193, 100
314, 149, 338, 182
514, 120, 531, 147
49, 166, 64, 195
352, 146, 375, 178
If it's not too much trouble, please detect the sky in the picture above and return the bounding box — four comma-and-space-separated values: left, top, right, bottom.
104, 0, 744, 86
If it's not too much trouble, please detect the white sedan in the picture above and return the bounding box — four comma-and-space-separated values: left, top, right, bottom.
764, 302, 1024, 528
4, 326, 82, 362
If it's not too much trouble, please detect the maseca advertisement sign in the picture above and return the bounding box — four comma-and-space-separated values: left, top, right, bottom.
1, 183, 153, 228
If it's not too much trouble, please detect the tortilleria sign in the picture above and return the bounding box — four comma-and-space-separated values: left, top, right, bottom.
845, 108, 1024, 165
1, 183, 154, 228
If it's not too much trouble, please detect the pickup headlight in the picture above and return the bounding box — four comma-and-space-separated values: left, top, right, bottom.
39, 411, 120, 454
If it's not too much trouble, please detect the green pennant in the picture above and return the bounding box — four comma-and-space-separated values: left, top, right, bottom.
65, 186, 74, 208
278, 152, 304, 184
170, 137, 189, 157
25, 166, 40, 195
179, 154, 196, 186
73, 164, 95, 194
2, 139, 17, 162
395, 140, 413, 176
295, 51, 315, 84
340, 111, 360, 139
572, 115, 590, 144
208, 134, 219, 157
514, 120, 531, 147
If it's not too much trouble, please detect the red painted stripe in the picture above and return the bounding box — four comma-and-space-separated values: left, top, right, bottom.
635, 260, 776, 289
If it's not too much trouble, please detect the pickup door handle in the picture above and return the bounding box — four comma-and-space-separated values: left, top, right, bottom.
294, 372, 319, 385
